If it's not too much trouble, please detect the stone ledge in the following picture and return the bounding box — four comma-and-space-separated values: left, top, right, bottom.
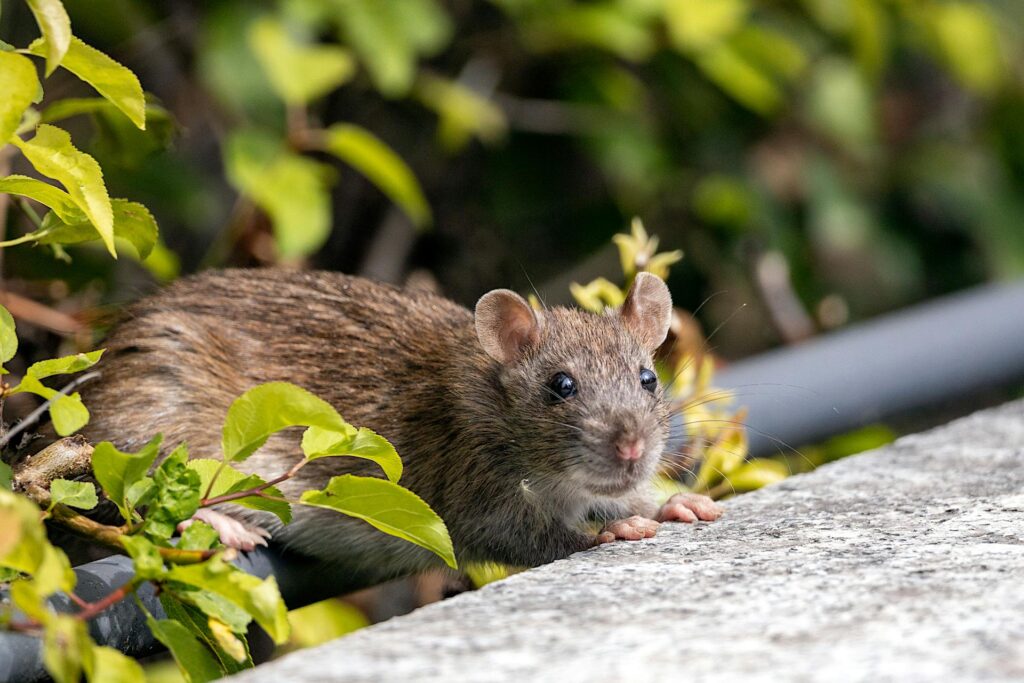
234, 401, 1024, 682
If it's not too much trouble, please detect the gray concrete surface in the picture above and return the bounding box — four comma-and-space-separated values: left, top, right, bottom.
234, 400, 1024, 683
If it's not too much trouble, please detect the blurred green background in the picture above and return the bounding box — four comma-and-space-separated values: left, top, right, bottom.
3, 0, 1023, 360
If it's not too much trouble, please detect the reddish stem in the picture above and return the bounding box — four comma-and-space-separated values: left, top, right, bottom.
200, 459, 306, 507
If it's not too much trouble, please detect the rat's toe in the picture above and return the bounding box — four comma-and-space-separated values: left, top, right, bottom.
657, 493, 724, 523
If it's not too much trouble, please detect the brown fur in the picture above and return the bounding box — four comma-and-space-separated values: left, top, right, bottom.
80, 269, 671, 583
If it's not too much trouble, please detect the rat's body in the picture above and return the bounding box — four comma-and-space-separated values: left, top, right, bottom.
81, 269, 719, 584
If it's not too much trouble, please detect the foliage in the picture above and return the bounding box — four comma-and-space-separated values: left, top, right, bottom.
0, 380, 455, 682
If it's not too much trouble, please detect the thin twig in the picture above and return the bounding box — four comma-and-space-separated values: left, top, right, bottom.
0, 371, 101, 450
201, 458, 306, 507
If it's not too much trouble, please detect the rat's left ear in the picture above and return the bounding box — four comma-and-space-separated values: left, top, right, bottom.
620, 272, 672, 352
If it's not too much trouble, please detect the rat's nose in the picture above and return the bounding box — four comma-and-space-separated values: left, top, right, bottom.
616, 437, 645, 461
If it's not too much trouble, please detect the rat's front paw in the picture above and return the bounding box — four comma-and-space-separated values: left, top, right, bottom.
596, 515, 660, 544
657, 493, 724, 523
177, 508, 271, 552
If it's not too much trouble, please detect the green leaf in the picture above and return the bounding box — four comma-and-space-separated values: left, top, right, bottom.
121, 535, 165, 580
0, 304, 16, 366
0, 461, 12, 490
414, 74, 507, 151
22, 349, 103, 381
160, 593, 253, 674
91, 435, 162, 522
26, 0, 71, 76
188, 459, 291, 524
723, 458, 790, 492
0, 51, 40, 144
38, 198, 159, 260
220, 381, 355, 462
85, 645, 146, 683
178, 520, 221, 551
929, 2, 1003, 95
664, 0, 747, 52
28, 36, 145, 129
10, 125, 116, 257
43, 615, 91, 683
321, 123, 430, 228
302, 426, 402, 483
299, 474, 456, 569
166, 556, 290, 644
0, 175, 83, 224
144, 444, 201, 540
224, 131, 333, 258
49, 479, 98, 510
248, 17, 355, 105
0, 489, 73, 586
49, 393, 90, 436
145, 614, 223, 683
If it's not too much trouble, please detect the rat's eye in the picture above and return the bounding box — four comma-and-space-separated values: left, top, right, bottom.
546, 372, 578, 402
640, 368, 657, 393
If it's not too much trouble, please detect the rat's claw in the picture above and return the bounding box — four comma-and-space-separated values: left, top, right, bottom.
597, 515, 660, 544
657, 493, 724, 523
177, 508, 271, 552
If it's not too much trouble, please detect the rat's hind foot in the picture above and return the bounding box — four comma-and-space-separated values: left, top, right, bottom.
657, 493, 724, 523
177, 508, 271, 552
596, 515, 660, 544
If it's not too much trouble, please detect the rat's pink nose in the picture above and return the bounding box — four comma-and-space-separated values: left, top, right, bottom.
616, 438, 645, 461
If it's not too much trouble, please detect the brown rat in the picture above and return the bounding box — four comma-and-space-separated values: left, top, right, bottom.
79, 269, 721, 583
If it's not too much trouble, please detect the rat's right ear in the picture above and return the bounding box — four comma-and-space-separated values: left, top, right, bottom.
475, 290, 542, 364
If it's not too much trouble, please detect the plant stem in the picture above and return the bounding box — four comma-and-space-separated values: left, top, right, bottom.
201, 458, 307, 507
0, 371, 101, 449
0, 230, 48, 248
15, 198, 44, 229
74, 581, 137, 622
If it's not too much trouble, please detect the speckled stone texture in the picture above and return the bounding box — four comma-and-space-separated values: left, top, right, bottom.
234, 401, 1024, 683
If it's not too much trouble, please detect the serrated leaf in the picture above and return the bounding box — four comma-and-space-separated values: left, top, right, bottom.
302, 426, 402, 482
224, 130, 332, 258
0, 175, 84, 224
38, 198, 159, 260
0, 51, 40, 144
160, 593, 253, 674
166, 556, 289, 644
26, 0, 70, 76
248, 17, 355, 105
49, 479, 97, 510
208, 618, 247, 663
178, 520, 220, 551
299, 474, 456, 569
10, 125, 115, 257
85, 645, 146, 683
121, 534, 165, 580
0, 304, 16, 365
28, 36, 145, 129
146, 614, 223, 683
321, 123, 430, 228
188, 459, 291, 524
92, 435, 162, 522
144, 444, 201, 540
220, 381, 355, 462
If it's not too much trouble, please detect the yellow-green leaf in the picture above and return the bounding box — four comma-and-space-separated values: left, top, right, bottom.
248, 17, 355, 105
723, 458, 789, 492
300, 474, 457, 569
0, 51, 40, 144
301, 426, 403, 482
0, 175, 83, 224
929, 2, 1003, 95
664, 0, 747, 52
166, 556, 290, 644
224, 130, 332, 258
10, 125, 115, 257
21, 349, 103, 381
50, 479, 98, 510
92, 436, 162, 522
85, 645, 146, 683
26, 0, 71, 76
220, 381, 355, 462
28, 36, 145, 129
38, 198, 159, 260
145, 615, 222, 683
321, 123, 430, 228
48, 393, 90, 436
0, 304, 16, 366
43, 615, 91, 683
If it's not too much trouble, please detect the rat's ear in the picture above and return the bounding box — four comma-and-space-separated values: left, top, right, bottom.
620, 272, 672, 352
475, 290, 543, 364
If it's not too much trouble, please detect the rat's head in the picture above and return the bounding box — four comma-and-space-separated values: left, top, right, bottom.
475, 273, 672, 499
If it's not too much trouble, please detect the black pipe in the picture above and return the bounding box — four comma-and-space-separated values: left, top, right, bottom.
4, 279, 1024, 679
